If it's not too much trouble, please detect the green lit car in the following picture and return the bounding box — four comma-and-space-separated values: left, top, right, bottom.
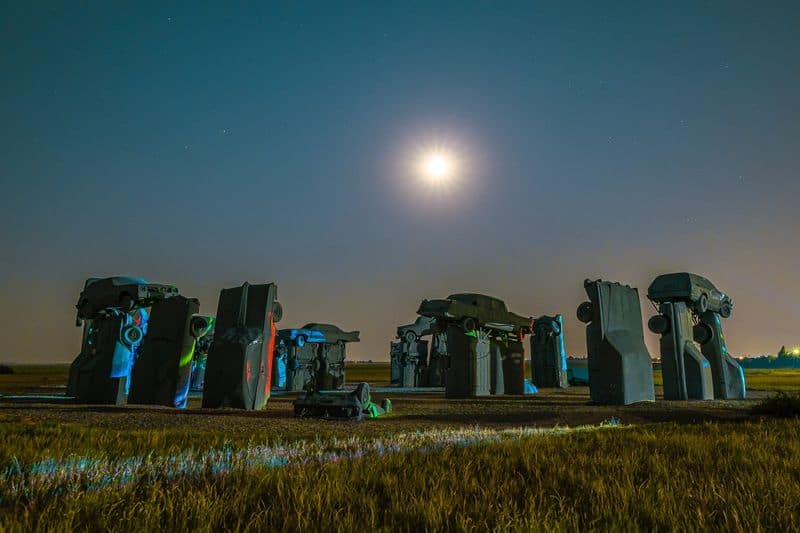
417, 293, 532, 334
647, 272, 733, 318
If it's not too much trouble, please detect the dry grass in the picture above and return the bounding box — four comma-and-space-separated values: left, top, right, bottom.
2, 420, 799, 531
2, 364, 800, 530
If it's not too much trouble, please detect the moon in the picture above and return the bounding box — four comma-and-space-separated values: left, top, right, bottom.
419, 149, 456, 186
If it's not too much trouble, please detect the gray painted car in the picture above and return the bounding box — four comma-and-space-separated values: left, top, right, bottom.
417, 293, 532, 334
75, 276, 179, 324
396, 316, 435, 343
647, 272, 733, 317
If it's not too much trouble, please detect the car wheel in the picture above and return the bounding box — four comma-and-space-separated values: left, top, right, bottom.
576, 302, 593, 324
121, 325, 143, 347
693, 323, 714, 345
647, 315, 670, 335
461, 317, 477, 333
404, 330, 418, 344
720, 301, 732, 318
696, 293, 709, 314
272, 301, 283, 322
190, 316, 211, 338
119, 293, 135, 312
296, 335, 306, 347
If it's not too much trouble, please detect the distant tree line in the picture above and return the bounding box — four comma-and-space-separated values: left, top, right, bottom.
739, 346, 800, 369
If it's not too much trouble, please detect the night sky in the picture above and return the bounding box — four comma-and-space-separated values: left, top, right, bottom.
2, 2, 799, 363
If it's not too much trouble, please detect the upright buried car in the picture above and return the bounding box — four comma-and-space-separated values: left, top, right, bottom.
418, 293, 531, 398
277, 326, 326, 391
301, 323, 360, 390
647, 272, 733, 318
127, 294, 214, 409
417, 293, 532, 334
67, 308, 148, 404
75, 276, 179, 324
202, 282, 282, 410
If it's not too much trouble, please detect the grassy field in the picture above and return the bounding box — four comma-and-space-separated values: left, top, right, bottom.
1, 364, 800, 530
4, 363, 800, 392
1, 419, 799, 531
0, 363, 393, 394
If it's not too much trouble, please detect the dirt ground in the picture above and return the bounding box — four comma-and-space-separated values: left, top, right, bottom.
0, 364, 772, 438
0, 388, 769, 439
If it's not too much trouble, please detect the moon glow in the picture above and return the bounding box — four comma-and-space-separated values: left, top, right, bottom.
419, 149, 456, 186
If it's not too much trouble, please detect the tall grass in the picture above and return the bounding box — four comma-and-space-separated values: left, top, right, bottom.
753, 391, 800, 417
2, 419, 799, 531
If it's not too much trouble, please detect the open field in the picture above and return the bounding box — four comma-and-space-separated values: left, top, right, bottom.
4, 363, 800, 393
2, 418, 799, 531
1, 364, 799, 530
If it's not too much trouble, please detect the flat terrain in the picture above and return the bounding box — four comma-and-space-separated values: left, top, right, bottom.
0, 364, 788, 452
1, 364, 799, 531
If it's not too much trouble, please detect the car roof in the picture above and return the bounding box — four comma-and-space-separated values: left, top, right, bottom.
85, 276, 149, 288
447, 293, 505, 306
301, 323, 342, 333
652, 272, 717, 290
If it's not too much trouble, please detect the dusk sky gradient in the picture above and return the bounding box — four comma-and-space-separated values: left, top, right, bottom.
1, 2, 799, 363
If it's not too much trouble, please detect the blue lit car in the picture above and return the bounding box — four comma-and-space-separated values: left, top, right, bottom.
278, 328, 328, 347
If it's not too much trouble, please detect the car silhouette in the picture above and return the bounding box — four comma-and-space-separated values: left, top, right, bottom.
300, 323, 360, 344
417, 293, 532, 334
75, 276, 179, 324
396, 316, 435, 343
278, 327, 328, 347
278, 324, 360, 347
647, 272, 733, 318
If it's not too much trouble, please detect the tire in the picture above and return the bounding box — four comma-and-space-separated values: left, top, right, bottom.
720, 301, 732, 318
403, 330, 418, 344
693, 323, 714, 345
190, 316, 211, 338
576, 302, 593, 324
121, 325, 143, 347
272, 301, 283, 323
647, 315, 670, 335
296, 335, 306, 347
461, 317, 477, 333
696, 293, 709, 314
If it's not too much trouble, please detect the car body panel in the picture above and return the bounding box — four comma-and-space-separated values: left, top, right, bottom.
278, 328, 328, 344
396, 316, 435, 340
